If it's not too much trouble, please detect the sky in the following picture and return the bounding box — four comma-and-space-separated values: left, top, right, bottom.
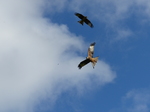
1, 0, 150, 112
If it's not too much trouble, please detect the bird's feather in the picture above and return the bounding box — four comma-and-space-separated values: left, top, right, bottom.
78, 59, 90, 69
78, 42, 97, 69
75, 13, 84, 19
75, 12, 94, 28
84, 19, 94, 28
88, 42, 95, 58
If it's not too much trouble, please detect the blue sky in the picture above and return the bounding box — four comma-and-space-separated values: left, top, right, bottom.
1, 0, 150, 112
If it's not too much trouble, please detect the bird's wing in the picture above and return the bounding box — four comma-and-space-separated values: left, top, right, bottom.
78, 59, 90, 69
84, 19, 94, 28
75, 13, 85, 19
88, 42, 96, 58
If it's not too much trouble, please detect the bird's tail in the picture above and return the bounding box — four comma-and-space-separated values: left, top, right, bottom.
91, 57, 99, 68
93, 57, 99, 63
78, 20, 84, 25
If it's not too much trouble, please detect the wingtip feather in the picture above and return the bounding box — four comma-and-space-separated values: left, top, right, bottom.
90, 42, 96, 46
78, 65, 82, 69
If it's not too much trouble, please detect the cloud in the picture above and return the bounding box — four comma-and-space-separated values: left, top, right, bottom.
124, 89, 150, 112
110, 88, 150, 112
45, 0, 150, 25
46, 0, 150, 40
112, 29, 133, 41
0, 0, 116, 112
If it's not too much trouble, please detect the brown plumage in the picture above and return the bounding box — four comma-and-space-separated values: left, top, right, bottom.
75, 12, 94, 28
78, 42, 98, 69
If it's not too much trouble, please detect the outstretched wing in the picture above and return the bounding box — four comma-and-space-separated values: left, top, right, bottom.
84, 19, 94, 28
75, 12, 85, 19
78, 59, 90, 69
88, 42, 96, 58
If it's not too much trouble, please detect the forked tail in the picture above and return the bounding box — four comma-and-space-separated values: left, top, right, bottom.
91, 57, 99, 68
93, 57, 98, 63
78, 20, 84, 25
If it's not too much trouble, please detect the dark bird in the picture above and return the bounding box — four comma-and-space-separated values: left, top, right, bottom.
75, 12, 94, 28
78, 42, 98, 69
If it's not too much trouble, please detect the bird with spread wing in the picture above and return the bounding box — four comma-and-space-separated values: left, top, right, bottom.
78, 42, 98, 69
75, 12, 94, 28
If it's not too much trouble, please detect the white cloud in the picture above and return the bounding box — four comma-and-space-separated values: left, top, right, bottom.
124, 89, 150, 112
113, 29, 133, 41
52, 0, 150, 40
110, 88, 150, 112
0, 0, 116, 112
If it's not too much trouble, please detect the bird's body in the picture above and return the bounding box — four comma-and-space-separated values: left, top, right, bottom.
75, 13, 94, 28
78, 42, 98, 69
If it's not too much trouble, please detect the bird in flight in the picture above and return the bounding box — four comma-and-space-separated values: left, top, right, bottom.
75, 12, 94, 28
78, 42, 98, 69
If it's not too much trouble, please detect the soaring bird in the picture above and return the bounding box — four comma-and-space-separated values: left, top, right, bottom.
78, 42, 98, 69
75, 12, 94, 28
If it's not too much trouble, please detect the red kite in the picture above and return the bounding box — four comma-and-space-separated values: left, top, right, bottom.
75, 13, 94, 28
78, 42, 98, 69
